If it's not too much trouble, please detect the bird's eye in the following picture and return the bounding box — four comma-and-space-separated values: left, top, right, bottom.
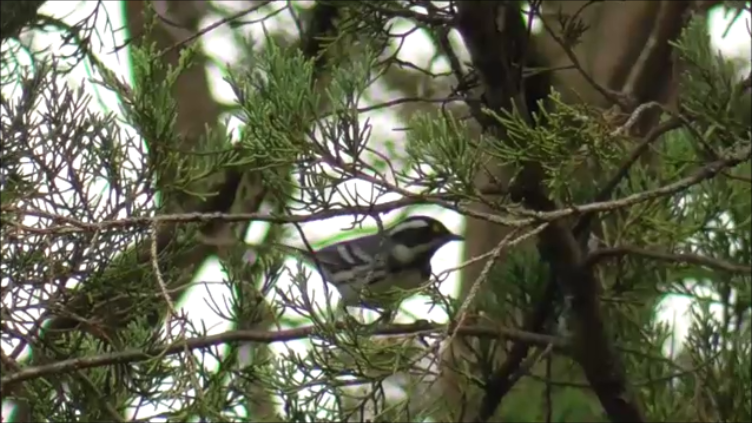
431, 222, 443, 233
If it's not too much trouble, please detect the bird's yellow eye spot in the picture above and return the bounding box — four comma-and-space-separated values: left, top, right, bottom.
431, 222, 443, 233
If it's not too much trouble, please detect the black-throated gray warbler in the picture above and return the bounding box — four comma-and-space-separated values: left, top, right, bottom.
250, 215, 463, 312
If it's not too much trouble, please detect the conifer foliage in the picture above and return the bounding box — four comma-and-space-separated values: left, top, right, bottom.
1, 1, 750, 422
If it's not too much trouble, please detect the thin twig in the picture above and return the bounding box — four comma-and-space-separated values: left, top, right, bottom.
535, 10, 630, 108
150, 221, 177, 327
609, 101, 664, 137
150, 221, 203, 402
157, 1, 273, 59
443, 223, 549, 349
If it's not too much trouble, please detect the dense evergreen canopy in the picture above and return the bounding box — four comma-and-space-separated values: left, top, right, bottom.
1, 1, 750, 422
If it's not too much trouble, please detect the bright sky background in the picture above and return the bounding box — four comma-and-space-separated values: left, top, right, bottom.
2, 1, 750, 421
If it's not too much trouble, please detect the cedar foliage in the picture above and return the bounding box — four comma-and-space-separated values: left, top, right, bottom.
1, 1, 750, 422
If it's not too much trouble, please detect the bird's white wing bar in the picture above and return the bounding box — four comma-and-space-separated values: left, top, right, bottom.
329, 263, 389, 285
387, 218, 430, 235
336, 244, 358, 265
349, 244, 375, 264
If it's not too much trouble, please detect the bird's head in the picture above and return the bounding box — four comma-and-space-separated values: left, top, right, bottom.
386, 215, 463, 265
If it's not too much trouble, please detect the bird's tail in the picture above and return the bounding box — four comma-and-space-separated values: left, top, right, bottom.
243, 241, 316, 266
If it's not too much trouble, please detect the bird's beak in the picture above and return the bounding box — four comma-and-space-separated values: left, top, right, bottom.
447, 233, 464, 242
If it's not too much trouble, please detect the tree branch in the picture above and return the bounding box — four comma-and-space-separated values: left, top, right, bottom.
1, 321, 564, 391
5, 145, 749, 239
572, 116, 684, 237
585, 246, 752, 274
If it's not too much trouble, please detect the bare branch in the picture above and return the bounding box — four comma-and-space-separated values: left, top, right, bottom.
5, 145, 749, 237
586, 246, 752, 274
1, 321, 564, 390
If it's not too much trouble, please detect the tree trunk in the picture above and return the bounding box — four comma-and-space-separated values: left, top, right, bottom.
439, 1, 693, 421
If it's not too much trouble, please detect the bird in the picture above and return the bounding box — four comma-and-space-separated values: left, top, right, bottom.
246, 215, 463, 320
